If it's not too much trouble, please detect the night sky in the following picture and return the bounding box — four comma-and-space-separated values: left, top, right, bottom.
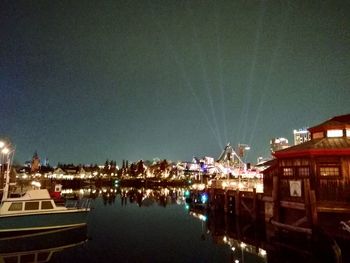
1, 0, 350, 165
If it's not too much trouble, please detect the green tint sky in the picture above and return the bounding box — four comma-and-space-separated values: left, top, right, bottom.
1, 0, 350, 165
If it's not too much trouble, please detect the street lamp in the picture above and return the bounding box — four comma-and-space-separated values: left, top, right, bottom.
0, 140, 15, 202
1, 147, 10, 155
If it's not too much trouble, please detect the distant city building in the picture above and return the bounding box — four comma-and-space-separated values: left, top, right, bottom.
293, 128, 311, 145
43, 157, 49, 166
270, 138, 289, 154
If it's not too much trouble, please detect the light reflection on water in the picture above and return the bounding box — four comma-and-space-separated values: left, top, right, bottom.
59, 187, 234, 263
0, 187, 347, 263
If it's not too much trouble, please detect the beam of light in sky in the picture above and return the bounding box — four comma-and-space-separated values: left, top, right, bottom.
248, 1, 290, 151
214, 2, 228, 144
4, 1, 350, 164
148, 4, 222, 148
238, 0, 266, 144
186, 4, 224, 150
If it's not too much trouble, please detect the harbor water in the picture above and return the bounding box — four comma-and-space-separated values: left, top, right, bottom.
0, 187, 346, 263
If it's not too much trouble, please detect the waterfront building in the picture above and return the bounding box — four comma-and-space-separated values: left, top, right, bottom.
263, 114, 350, 238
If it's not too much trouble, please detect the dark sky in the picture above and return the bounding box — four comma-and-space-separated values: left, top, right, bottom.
1, 0, 350, 165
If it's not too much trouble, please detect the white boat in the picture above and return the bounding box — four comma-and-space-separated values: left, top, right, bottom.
0, 141, 90, 233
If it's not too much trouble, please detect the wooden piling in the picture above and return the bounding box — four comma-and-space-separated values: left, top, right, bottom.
252, 187, 257, 221
303, 178, 312, 225
272, 175, 279, 221
224, 190, 228, 214
235, 189, 240, 216
309, 189, 318, 225
209, 188, 215, 211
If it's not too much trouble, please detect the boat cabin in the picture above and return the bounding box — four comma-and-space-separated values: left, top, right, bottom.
263, 114, 350, 235
0, 189, 59, 215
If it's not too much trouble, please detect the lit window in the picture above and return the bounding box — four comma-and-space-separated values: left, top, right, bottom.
298, 167, 309, 177
347, 129, 350, 137
25, 202, 39, 210
320, 167, 340, 177
283, 168, 293, 176
327, 130, 343, 138
8, 202, 23, 211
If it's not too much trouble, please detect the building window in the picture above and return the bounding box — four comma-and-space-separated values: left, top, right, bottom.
327, 130, 343, 138
25, 202, 39, 210
283, 167, 293, 176
347, 129, 350, 137
8, 202, 23, 211
298, 167, 310, 177
41, 201, 54, 209
319, 167, 340, 177
312, 132, 324, 139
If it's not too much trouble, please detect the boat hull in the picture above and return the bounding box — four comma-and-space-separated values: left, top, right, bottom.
0, 210, 89, 233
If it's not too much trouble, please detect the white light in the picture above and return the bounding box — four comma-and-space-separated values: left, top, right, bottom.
327, 129, 343, 137
240, 242, 246, 248
0, 141, 4, 148
1, 147, 9, 154
231, 247, 236, 251
198, 214, 207, 221
31, 181, 41, 188
259, 248, 267, 256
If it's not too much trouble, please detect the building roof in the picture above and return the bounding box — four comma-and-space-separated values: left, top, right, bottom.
273, 114, 350, 158
309, 114, 350, 133
274, 137, 350, 158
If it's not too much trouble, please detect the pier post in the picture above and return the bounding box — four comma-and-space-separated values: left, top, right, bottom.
303, 179, 312, 225
209, 188, 216, 211
224, 190, 228, 214
309, 190, 318, 225
272, 175, 279, 221
303, 179, 318, 226
235, 189, 240, 216
252, 187, 257, 221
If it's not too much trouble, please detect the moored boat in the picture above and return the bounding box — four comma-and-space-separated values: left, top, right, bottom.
0, 140, 91, 233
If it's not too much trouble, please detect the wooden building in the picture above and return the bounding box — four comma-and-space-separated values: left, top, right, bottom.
263, 114, 350, 236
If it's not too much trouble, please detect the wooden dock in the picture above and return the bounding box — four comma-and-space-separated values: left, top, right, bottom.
190, 179, 266, 221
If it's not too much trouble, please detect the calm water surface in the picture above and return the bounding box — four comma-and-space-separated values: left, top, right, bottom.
0, 187, 346, 262
56, 188, 238, 263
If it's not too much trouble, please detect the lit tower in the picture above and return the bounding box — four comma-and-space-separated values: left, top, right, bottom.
293, 128, 311, 145
31, 151, 41, 173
